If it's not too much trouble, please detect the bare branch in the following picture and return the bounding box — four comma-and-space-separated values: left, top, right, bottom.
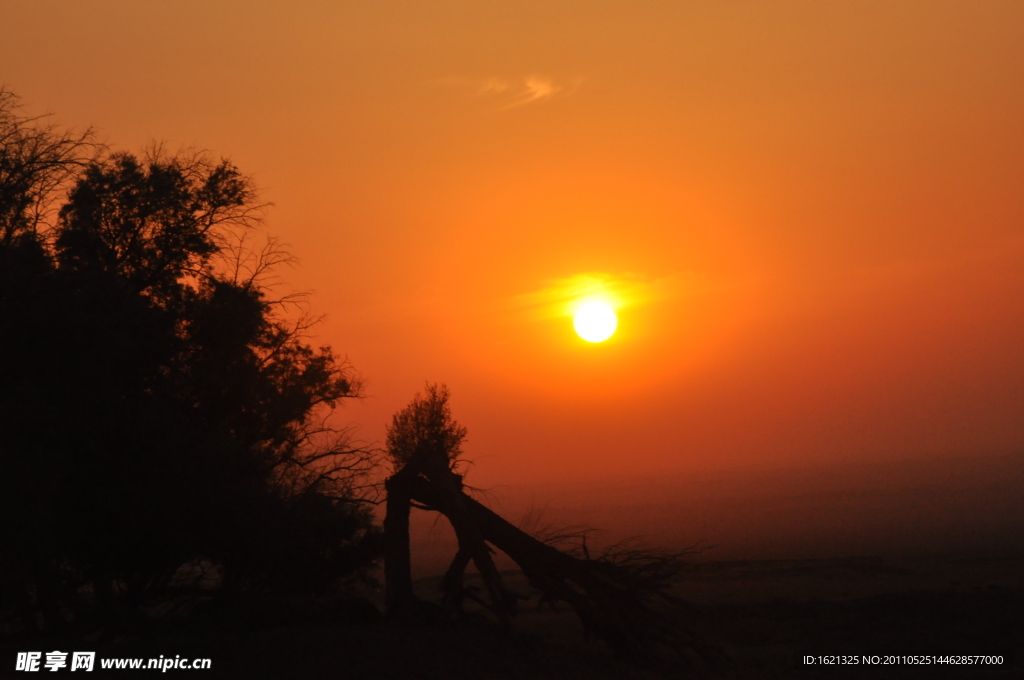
0, 88, 102, 245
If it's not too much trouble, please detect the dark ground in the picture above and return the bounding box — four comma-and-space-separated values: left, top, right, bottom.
3, 553, 1022, 679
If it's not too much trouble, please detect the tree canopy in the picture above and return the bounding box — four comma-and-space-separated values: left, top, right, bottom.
0, 90, 380, 634
386, 383, 467, 475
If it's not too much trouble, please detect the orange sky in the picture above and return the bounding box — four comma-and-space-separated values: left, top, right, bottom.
4, 1, 1023, 502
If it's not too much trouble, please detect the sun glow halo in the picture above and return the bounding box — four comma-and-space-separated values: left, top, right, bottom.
573, 302, 617, 342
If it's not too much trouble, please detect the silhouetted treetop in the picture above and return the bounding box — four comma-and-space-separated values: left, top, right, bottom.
55, 151, 260, 300
386, 383, 467, 476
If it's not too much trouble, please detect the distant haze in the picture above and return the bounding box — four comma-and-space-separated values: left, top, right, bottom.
411, 452, 1024, 576
4, 1, 1022, 564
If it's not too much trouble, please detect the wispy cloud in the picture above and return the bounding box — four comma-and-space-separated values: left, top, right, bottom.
504, 76, 561, 108
509, 272, 686, 321
436, 74, 573, 110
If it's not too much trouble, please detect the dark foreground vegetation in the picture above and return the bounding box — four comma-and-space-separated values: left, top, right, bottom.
1, 555, 1020, 679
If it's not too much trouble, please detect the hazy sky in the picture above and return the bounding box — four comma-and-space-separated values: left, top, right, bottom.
4, 1, 1023, 492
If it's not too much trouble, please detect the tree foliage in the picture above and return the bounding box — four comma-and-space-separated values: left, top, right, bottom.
386, 383, 467, 475
0, 91, 380, 634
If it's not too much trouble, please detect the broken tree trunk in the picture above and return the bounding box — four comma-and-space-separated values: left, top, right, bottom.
406, 473, 702, 664
383, 472, 417, 615
384, 466, 516, 624
383, 465, 711, 668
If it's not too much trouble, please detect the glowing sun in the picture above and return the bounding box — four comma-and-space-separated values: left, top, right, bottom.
573, 302, 617, 342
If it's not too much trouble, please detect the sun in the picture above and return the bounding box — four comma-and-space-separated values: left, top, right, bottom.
573, 302, 617, 342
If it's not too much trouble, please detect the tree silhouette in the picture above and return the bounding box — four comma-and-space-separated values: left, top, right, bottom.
0, 93, 380, 635
386, 383, 468, 475
384, 385, 515, 622
383, 385, 721, 670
